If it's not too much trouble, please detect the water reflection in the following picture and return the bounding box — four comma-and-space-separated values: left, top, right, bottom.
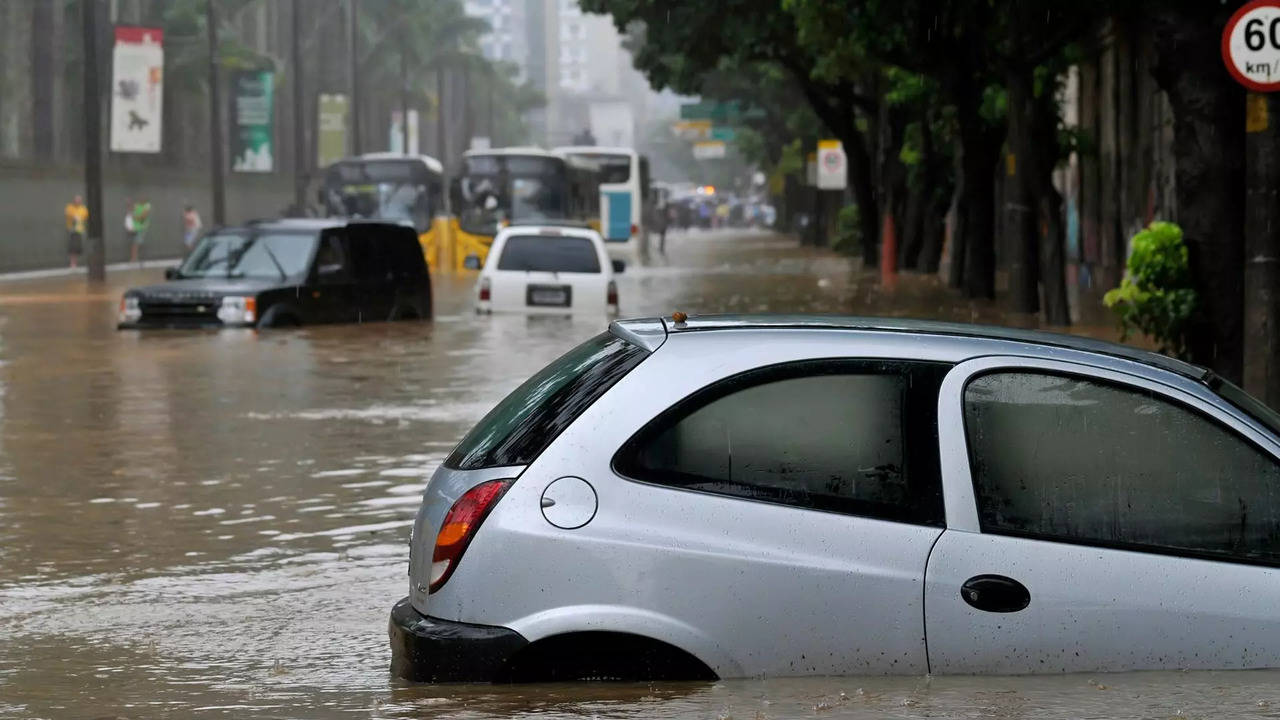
0, 229, 1179, 719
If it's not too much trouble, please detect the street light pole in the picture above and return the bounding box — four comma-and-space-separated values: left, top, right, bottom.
292, 0, 306, 212
82, 0, 105, 282
400, 36, 409, 156
348, 0, 361, 155
207, 0, 226, 225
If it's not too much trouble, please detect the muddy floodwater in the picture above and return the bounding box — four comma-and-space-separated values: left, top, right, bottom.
2, 229, 1279, 719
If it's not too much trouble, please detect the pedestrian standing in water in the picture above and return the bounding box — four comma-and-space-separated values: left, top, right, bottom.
64, 194, 88, 268
131, 197, 152, 265
182, 203, 203, 251
123, 198, 136, 258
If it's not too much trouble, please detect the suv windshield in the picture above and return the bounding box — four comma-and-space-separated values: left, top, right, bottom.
179, 231, 318, 280
497, 235, 600, 273
445, 333, 648, 470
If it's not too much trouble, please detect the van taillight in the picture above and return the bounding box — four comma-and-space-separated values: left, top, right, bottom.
607, 280, 618, 306
630, 223, 638, 236
479, 277, 491, 302
429, 479, 510, 593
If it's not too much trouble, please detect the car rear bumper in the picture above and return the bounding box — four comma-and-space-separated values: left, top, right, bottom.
388, 597, 528, 682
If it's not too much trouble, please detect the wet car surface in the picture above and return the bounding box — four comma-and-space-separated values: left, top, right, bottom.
3, 229, 1280, 718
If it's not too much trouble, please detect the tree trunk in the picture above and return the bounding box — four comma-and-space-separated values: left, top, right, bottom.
1004, 69, 1041, 314
955, 108, 1002, 299
1032, 83, 1071, 326
846, 122, 880, 267
1151, 6, 1245, 380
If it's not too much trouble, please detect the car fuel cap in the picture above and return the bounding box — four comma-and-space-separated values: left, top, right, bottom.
540, 476, 597, 530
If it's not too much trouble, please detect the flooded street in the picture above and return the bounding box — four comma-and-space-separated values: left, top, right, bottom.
1, 229, 1277, 719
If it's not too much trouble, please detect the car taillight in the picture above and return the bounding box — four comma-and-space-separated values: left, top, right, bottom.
607, 280, 618, 306
429, 479, 510, 593
479, 277, 491, 302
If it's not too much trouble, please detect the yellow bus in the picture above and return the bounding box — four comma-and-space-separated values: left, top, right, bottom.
449, 147, 601, 270
320, 153, 451, 270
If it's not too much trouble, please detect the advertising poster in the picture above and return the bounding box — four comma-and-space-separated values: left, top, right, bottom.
109, 27, 164, 153
317, 93, 349, 168
232, 70, 275, 172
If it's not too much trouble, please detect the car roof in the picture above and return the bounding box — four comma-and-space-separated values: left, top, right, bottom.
495, 224, 604, 243
238, 217, 414, 233
610, 313, 1208, 380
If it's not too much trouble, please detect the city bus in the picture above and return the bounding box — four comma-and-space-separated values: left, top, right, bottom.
319, 153, 451, 270
554, 146, 651, 256
449, 147, 601, 270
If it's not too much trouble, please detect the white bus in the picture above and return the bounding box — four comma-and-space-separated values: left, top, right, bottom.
554, 146, 651, 256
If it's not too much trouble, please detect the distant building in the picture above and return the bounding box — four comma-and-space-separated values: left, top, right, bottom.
464, 0, 529, 82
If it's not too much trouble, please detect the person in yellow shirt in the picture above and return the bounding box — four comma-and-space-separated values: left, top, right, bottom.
64, 195, 88, 268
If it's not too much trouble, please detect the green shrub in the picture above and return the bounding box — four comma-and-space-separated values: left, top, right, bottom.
833, 204, 861, 255
1102, 221, 1197, 358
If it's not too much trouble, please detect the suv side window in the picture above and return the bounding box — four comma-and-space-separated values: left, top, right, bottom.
615, 360, 950, 526
314, 232, 350, 283
964, 371, 1280, 564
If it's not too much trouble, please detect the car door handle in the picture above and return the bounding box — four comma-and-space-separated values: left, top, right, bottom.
960, 574, 1030, 613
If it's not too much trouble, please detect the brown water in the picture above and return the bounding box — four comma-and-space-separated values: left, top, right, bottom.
1, 230, 1275, 719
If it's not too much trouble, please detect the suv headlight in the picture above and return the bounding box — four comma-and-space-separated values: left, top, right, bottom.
118, 295, 141, 324
217, 296, 257, 325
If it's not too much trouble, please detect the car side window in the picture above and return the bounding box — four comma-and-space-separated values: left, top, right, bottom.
614, 360, 950, 526
315, 233, 350, 283
964, 371, 1280, 565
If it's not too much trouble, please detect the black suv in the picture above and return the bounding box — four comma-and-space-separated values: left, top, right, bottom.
117, 219, 431, 329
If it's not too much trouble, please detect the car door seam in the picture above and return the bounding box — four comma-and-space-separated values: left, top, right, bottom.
921, 527, 946, 676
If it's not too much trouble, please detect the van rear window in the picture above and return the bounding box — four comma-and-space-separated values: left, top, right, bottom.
445, 333, 647, 470
497, 236, 601, 273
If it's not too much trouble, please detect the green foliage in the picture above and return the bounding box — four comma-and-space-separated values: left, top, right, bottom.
833, 204, 863, 255
1103, 221, 1198, 358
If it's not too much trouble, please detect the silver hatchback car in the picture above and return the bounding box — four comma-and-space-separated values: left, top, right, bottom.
390, 314, 1280, 682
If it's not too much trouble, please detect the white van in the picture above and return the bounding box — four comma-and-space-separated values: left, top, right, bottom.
467, 224, 623, 315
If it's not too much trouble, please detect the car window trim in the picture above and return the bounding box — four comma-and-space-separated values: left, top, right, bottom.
937, 356, 1280, 534
611, 358, 951, 528
952, 359, 1280, 569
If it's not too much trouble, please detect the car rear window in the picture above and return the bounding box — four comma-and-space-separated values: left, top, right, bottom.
496, 235, 601, 273
445, 333, 647, 470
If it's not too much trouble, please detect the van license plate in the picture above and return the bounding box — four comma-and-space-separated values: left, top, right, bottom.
527, 285, 571, 307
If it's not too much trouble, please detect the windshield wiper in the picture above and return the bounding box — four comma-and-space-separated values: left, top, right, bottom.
260, 243, 288, 280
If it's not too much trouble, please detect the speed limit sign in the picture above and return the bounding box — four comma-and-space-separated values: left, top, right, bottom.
1223, 0, 1280, 92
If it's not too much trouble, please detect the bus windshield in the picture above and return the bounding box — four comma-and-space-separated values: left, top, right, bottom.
322, 160, 436, 232
454, 155, 569, 235
571, 154, 631, 183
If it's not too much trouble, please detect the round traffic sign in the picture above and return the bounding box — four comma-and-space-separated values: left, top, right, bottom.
1223, 0, 1280, 92
821, 150, 842, 171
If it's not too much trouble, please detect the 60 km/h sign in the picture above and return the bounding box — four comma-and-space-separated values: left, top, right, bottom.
1223, 0, 1280, 92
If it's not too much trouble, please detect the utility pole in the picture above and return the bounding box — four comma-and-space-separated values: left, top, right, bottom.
488, 71, 495, 146
292, 0, 306, 212
83, 0, 105, 281
1244, 92, 1280, 407
207, 0, 226, 225
348, 0, 361, 155
436, 65, 446, 166
400, 37, 409, 156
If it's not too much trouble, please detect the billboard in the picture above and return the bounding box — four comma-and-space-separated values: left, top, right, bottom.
317, 93, 348, 168
231, 70, 275, 172
109, 27, 164, 153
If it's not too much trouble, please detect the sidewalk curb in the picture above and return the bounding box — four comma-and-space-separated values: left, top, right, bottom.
0, 258, 181, 283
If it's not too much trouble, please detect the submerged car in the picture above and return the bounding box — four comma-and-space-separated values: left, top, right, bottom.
466, 223, 624, 315
392, 314, 1280, 682
117, 218, 431, 329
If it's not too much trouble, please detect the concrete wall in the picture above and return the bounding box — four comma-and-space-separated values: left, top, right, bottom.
0, 161, 293, 271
